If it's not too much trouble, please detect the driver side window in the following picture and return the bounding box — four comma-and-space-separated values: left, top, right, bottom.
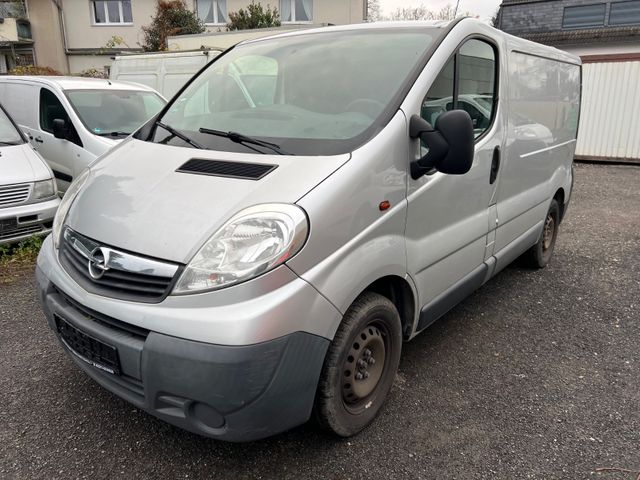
421, 38, 497, 141
39, 88, 82, 146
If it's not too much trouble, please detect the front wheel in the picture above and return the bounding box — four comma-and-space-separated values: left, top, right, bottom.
523, 199, 560, 268
314, 292, 402, 437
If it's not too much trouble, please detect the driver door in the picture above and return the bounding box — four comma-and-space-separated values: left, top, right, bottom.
405, 37, 504, 331
35, 88, 85, 192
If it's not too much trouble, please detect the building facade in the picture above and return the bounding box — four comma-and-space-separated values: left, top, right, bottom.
498, 0, 640, 161
2, 0, 365, 75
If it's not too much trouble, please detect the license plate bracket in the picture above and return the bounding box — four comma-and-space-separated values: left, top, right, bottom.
55, 314, 121, 375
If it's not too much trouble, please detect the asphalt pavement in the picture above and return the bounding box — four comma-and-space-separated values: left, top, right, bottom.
1, 163, 638, 479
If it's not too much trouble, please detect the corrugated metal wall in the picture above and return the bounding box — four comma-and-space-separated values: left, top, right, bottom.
576, 61, 640, 160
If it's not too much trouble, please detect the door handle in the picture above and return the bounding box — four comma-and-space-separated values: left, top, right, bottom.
34, 137, 44, 143
490, 146, 500, 185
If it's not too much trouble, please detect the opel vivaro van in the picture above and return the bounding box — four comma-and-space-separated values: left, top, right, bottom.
0, 77, 166, 192
36, 19, 581, 441
0, 102, 59, 245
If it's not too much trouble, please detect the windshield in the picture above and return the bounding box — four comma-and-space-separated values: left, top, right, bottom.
66, 90, 166, 137
0, 107, 24, 145
153, 28, 440, 155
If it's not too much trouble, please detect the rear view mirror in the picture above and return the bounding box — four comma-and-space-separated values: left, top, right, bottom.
52, 119, 68, 140
409, 110, 475, 179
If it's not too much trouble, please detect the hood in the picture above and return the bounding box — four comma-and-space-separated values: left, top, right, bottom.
0, 143, 52, 185
66, 138, 349, 264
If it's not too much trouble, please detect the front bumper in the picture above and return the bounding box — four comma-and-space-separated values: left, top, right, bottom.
0, 197, 59, 245
37, 267, 330, 441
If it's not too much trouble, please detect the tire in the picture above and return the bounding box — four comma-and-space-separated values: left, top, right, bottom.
314, 291, 402, 437
523, 199, 560, 269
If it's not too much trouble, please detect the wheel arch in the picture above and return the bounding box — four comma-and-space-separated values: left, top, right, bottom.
361, 275, 417, 340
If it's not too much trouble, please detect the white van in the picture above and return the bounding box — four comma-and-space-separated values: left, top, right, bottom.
110, 50, 221, 99
0, 77, 166, 192
36, 20, 581, 441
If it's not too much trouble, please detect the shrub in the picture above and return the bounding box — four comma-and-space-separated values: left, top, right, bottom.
142, 0, 205, 51
9, 65, 62, 76
227, 1, 281, 31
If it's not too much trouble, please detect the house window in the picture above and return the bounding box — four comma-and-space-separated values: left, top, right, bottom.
197, 0, 227, 24
562, 3, 605, 29
280, 0, 313, 22
609, 0, 640, 25
92, 1, 133, 24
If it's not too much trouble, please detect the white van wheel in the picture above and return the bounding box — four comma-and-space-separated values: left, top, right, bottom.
314, 292, 402, 437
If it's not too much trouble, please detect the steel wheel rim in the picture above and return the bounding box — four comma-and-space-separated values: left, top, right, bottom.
543, 214, 555, 251
341, 321, 389, 413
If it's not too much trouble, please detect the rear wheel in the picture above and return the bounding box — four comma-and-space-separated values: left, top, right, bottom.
523, 199, 560, 268
314, 292, 402, 437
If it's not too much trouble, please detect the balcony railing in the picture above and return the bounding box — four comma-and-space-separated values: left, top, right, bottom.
0, 1, 28, 19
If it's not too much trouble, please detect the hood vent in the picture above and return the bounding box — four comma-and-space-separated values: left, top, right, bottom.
176, 159, 277, 180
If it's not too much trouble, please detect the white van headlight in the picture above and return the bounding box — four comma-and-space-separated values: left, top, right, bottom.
52, 169, 91, 249
33, 179, 56, 199
173, 204, 308, 294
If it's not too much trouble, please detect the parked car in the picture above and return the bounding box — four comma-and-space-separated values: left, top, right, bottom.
0, 77, 166, 192
110, 50, 221, 99
0, 103, 59, 245
36, 19, 581, 441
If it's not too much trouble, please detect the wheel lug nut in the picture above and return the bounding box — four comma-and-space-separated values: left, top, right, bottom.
364, 349, 372, 357
355, 372, 363, 380
357, 359, 367, 368
368, 357, 375, 365
363, 372, 370, 379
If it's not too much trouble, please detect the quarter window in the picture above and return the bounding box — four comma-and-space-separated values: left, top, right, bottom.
562, 3, 605, 28
197, 0, 227, 24
421, 38, 497, 141
92, 0, 133, 24
281, 0, 313, 22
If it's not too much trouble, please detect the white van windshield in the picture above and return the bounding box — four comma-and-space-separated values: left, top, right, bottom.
152, 28, 440, 155
0, 107, 24, 145
66, 90, 166, 137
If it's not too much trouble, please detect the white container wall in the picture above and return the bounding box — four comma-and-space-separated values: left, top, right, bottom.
576, 61, 640, 161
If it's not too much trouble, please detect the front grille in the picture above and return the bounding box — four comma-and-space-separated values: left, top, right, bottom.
0, 183, 31, 207
59, 229, 181, 303
0, 223, 45, 240
53, 284, 150, 339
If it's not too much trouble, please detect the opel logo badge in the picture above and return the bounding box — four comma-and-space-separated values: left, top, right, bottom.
88, 247, 111, 279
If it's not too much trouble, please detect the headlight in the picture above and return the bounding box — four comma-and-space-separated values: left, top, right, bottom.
173, 204, 308, 294
33, 179, 56, 199
52, 169, 91, 249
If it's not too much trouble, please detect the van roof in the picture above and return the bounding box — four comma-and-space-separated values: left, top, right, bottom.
0, 76, 160, 93
239, 18, 581, 65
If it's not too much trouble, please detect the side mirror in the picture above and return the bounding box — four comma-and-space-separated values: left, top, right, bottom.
409, 110, 475, 179
52, 119, 68, 140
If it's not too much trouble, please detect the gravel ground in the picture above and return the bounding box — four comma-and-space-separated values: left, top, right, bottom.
1, 163, 638, 480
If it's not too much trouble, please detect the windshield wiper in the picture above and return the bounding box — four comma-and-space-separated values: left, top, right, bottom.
96, 131, 130, 137
156, 121, 205, 150
198, 127, 291, 155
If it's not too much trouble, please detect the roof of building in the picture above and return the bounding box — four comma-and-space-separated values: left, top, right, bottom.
514, 25, 640, 45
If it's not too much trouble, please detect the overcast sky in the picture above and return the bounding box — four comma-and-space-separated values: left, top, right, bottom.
379, 0, 502, 21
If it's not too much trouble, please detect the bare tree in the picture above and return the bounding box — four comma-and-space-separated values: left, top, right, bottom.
387, 2, 471, 21
367, 0, 382, 22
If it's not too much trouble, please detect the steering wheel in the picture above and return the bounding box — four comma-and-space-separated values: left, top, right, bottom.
344, 98, 386, 118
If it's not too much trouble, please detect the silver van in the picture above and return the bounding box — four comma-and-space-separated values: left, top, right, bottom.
0, 103, 59, 245
36, 20, 581, 441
